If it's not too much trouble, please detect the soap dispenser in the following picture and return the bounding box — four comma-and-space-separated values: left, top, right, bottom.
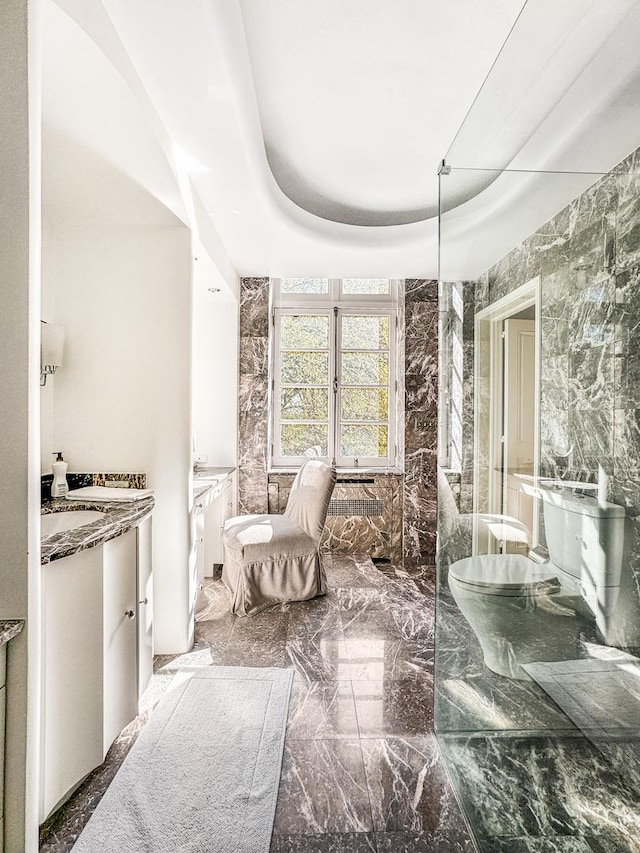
51, 452, 69, 498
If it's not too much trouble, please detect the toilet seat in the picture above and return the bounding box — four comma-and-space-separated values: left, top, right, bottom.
449, 553, 560, 597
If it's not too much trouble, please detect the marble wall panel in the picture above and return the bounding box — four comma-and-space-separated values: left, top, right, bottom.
395, 285, 406, 480
439, 733, 640, 850
268, 472, 403, 564
439, 145, 640, 659
40, 472, 146, 502
404, 280, 439, 568
237, 277, 440, 568
237, 277, 270, 514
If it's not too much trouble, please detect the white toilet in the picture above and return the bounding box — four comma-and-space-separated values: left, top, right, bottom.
448, 489, 625, 680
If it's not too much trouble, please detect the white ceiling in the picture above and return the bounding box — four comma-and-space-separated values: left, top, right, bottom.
43, 0, 640, 282
239, 0, 524, 226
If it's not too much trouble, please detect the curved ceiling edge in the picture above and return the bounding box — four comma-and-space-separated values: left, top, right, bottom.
213, 0, 440, 250
263, 145, 437, 227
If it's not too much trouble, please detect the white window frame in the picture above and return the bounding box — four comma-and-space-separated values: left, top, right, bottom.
272, 306, 334, 468
271, 279, 399, 469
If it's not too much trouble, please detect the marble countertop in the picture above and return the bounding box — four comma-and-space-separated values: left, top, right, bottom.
41, 495, 155, 565
268, 467, 403, 477
193, 467, 235, 501
0, 620, 24, 648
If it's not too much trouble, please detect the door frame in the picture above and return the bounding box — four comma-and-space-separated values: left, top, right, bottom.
473, 276, 541, 551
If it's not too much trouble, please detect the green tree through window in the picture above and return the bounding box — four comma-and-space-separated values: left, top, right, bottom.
272, 279, 397, 467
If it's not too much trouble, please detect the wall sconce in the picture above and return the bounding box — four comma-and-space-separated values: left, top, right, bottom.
41, 321, 65, 386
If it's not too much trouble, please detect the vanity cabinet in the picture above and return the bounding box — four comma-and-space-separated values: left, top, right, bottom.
192, 501, 206, 610
204, 473, 235, 574
190, 471, 235, 612
41, 519, 153, 821
102, 530, 138, 753
137, 516, 153, 701
42, 545, 104, 820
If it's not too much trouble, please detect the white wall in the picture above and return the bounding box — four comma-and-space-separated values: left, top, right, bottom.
0, 2, 42, 850
40, 217, 56, 472
49, 222, 194, 654
192, 252, 238, 467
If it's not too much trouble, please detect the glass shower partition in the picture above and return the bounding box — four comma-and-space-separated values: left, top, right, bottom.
435, 2, 640, 849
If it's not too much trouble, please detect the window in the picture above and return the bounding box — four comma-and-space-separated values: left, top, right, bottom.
272, 279, 398, 468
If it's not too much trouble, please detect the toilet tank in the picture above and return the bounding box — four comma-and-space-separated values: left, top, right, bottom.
541, 489, 625, 590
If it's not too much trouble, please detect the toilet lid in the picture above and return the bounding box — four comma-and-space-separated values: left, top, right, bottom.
449, 554, 559, 596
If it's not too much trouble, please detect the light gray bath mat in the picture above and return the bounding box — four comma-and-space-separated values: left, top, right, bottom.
72, 666, 293, 853
524, 651, 640, 735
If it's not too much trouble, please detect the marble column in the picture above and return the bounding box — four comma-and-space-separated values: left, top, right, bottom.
404, 279, 439, 568
237, 277, 270, 514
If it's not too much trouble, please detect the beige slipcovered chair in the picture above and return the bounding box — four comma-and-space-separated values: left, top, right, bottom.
222, 460, 337, 616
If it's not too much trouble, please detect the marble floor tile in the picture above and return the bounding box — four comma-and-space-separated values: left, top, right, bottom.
338, 588, 408, 639
374, 830, 476, 852
394, 564, 432, 580
413, 574, 437, 601
593, 740, 640, 800
434, 596, 478, 649
325, 554, 386, 589
375, 581, 434, 641
286, 592, 344, 640
193, 614, 235, 645
361, 735, 469, 835
479, 838, 593, 853
287, 681, 359, 740
440, 734, 640, 847
435, 674, 574, 734
584, 835, 640, 853
219, 637, 288, 668
275, 739, 373, 835
271, 833, 378, 852
229, 609, 290, 642
153, 641, 225, 673
285, 636, 350, 681
388, 600, 435, 644
343, 637, 434, 681
353, 678, 433, 738
339, 581, 435, 643
47, 554, 640, 853
434, 644, 485, 680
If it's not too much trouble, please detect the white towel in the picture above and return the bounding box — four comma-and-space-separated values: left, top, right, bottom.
64, 486, 154, 502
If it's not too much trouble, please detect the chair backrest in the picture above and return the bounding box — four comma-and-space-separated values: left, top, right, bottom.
284, 459, 336, 545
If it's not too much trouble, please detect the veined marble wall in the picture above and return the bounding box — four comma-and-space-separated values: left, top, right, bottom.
238, 277, 270, 514
403, 280, 439, 568
268, 471, 403, 563
441, 145, 640, 647
237, 279, 440, 568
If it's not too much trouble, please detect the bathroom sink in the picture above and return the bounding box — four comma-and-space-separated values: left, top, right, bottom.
41, 510, 106, 536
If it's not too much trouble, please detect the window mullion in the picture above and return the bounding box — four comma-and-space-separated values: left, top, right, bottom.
331, 306, 339, 466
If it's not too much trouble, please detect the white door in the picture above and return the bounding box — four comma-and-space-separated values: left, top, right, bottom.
503, 318, 536, 549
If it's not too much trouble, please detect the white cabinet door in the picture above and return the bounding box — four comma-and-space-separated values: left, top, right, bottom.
194, 507, 205, 608
136, 516, 153, 702
204, 474, 236, 573
42, 547, 104, 821
103, 530, 138, 754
